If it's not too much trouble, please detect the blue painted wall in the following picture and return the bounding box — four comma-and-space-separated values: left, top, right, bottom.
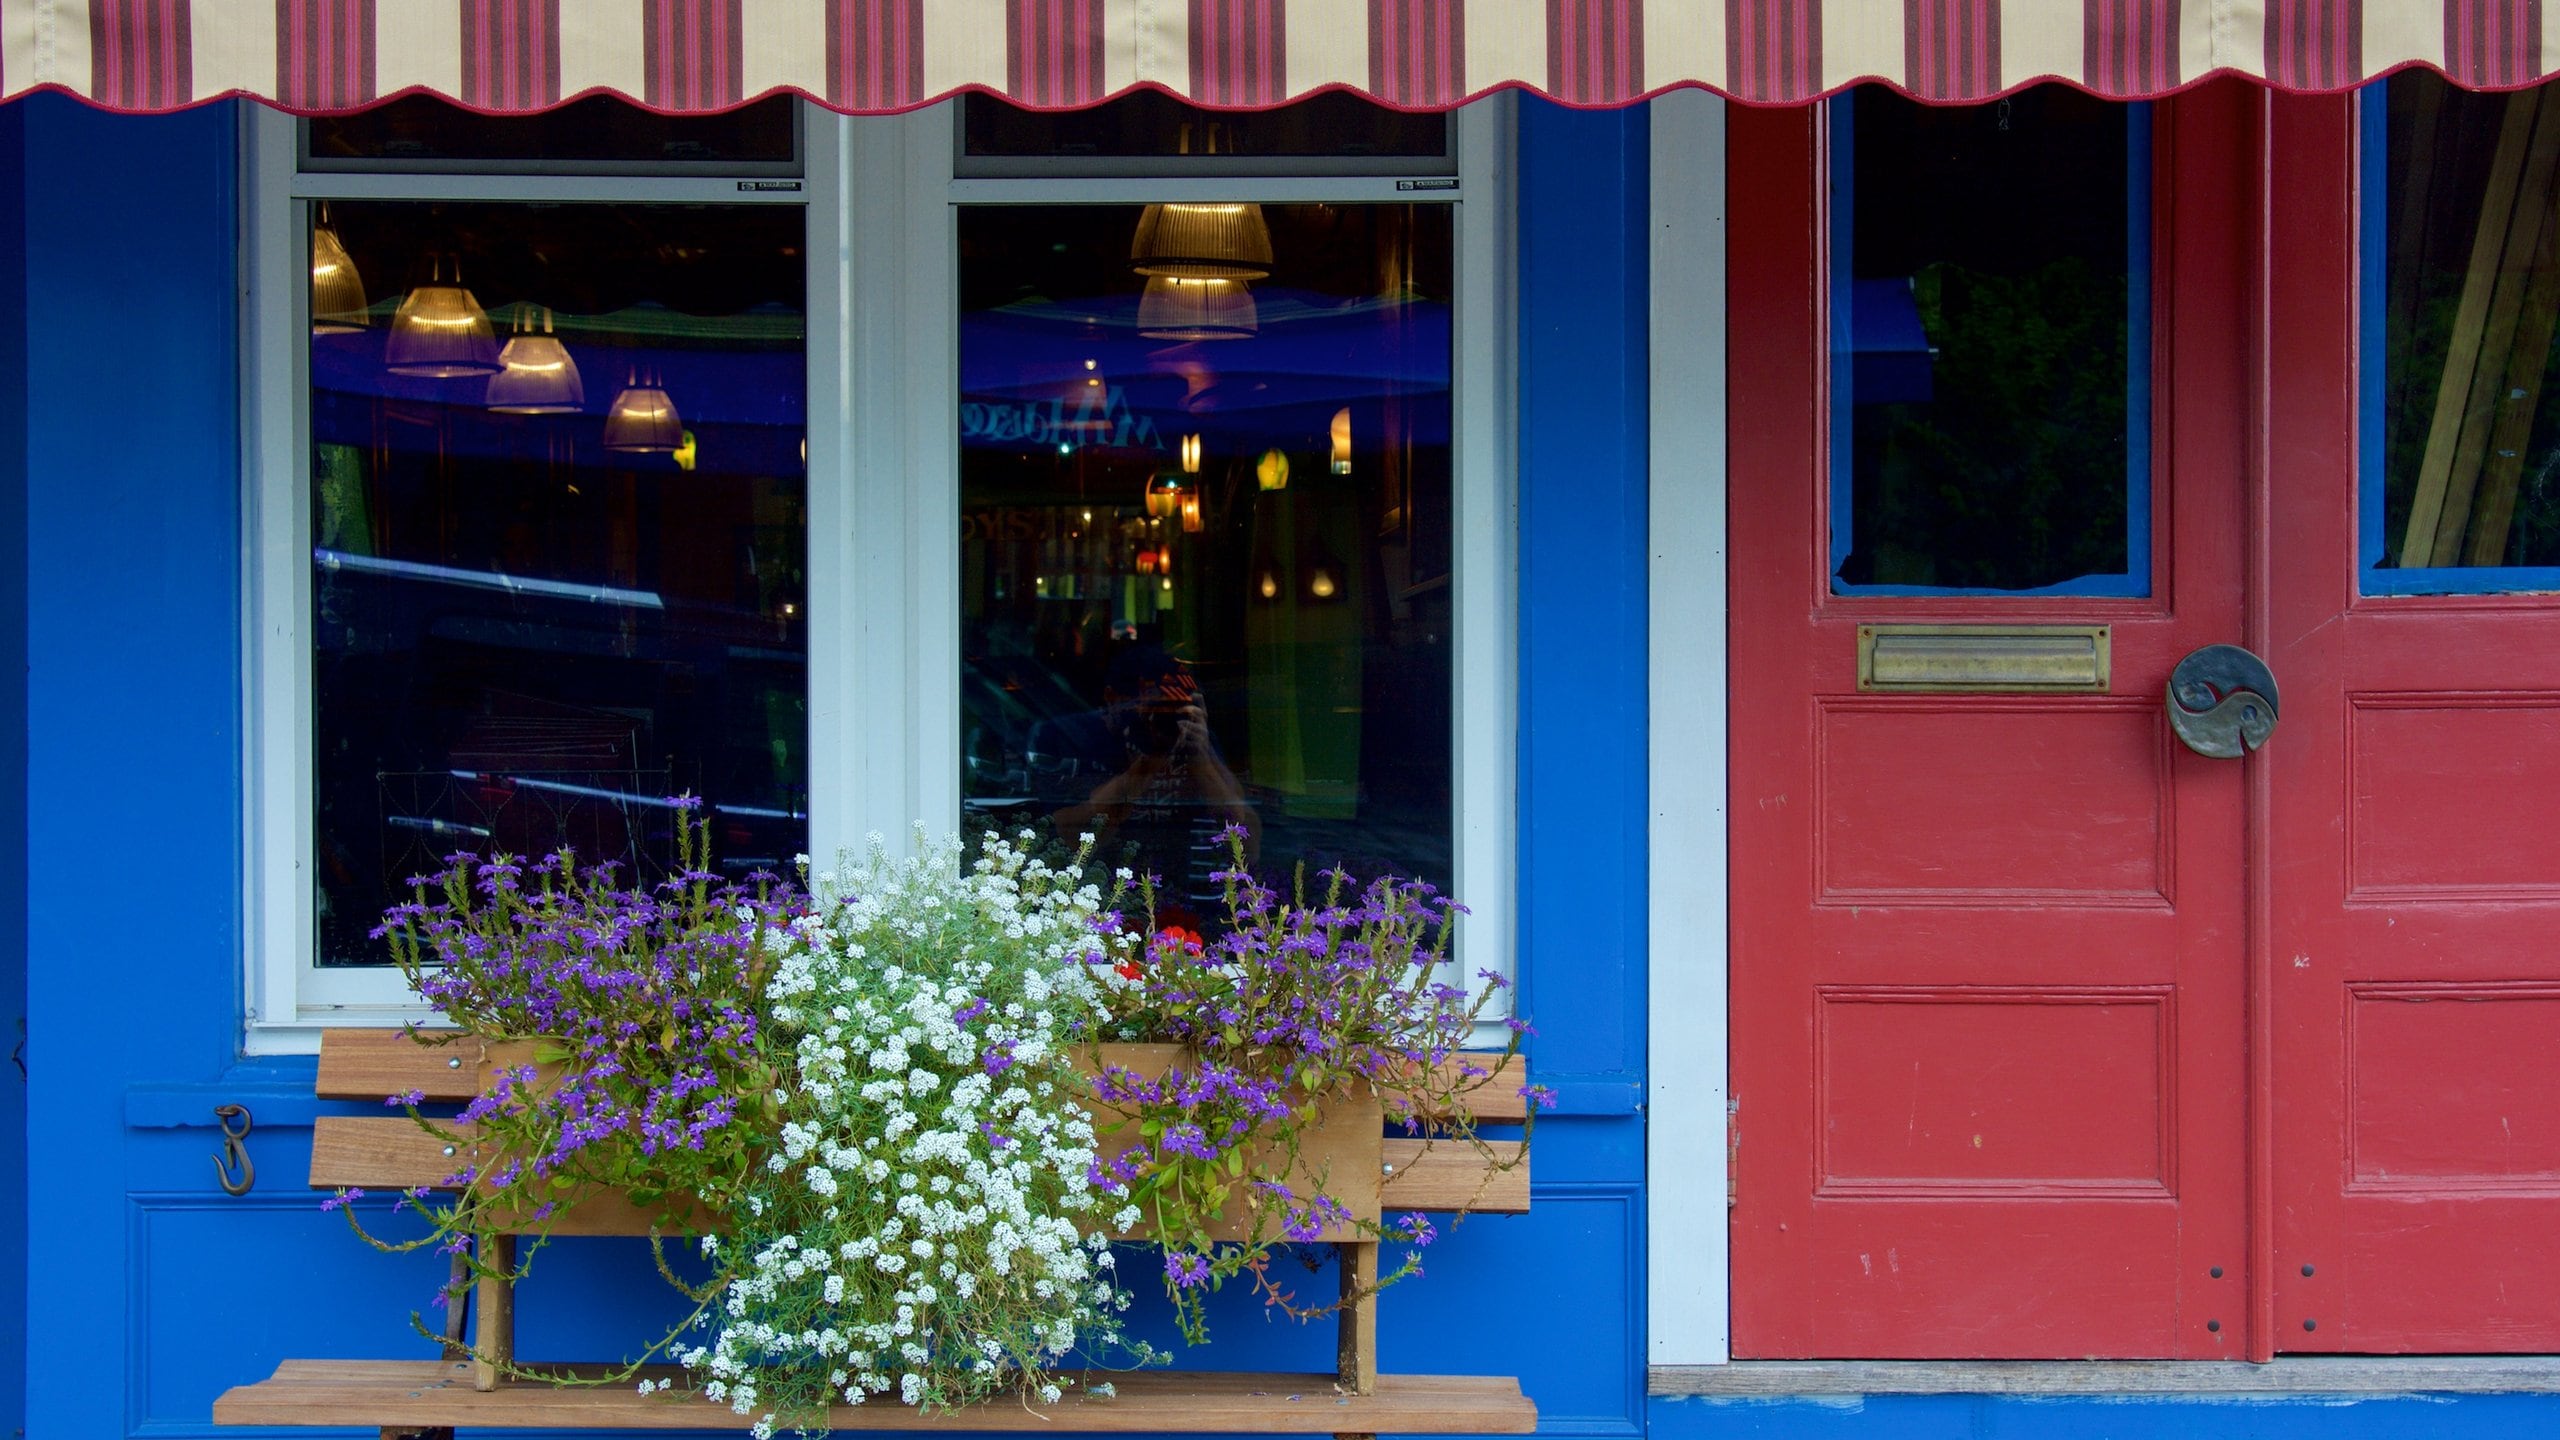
1510, 93, 1650, 1438
21, 93, 245, 1437
0, 95, 27, 1438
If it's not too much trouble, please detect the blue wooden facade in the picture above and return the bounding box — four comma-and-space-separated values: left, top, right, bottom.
0, 79, 2554, 1440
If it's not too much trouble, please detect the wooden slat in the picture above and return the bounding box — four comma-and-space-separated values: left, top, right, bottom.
316, 1028, 536, 1101
320, 1036, 1525, 1119
1417, 1054, 1528, 1124
309, 1117, 711, 1236
1378, 1140, 1529, 1214
318, 1120, 1527, 1224
214, 1361, 1537, 1433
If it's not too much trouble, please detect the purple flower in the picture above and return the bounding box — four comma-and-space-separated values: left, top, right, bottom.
1166, 1251, 1212, 1288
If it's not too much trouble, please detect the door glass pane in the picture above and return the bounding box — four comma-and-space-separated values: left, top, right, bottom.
1830, 85, 2152, 597
957, 203, 1454, 915
311, 202, 807, 966
2363, 73, 2560, 593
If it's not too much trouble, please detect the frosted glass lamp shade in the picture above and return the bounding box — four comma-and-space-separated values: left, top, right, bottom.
1130, 203, 1274, 279
1330, 407, 1353, 474
310, 223, 369, 333
485, 333, 586, 414
385, 284, 501, 377
603, 382, 685, 453
1137, 275, 1258, 341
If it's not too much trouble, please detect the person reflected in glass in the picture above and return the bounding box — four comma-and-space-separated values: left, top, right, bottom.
1046, 643, 1258, 906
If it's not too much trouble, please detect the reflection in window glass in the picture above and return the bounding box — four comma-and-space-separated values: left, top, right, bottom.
311, 202, 807, 966
1831, 86, 2149, 596
963, 91, 1447, 165
306, 94, 799, 173
958, 204, 1454, 915
2368, 73, 2560, 588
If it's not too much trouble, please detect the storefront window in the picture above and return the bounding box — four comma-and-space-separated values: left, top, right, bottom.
2364, 73, 2560, 592
956, 202, 1455, 911
308, 200, 807, 966
1829, 85, 2151, 597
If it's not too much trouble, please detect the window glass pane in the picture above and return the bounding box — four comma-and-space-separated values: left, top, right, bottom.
962, 92, 1448, 171
2365, 73, 2560, 592
1831, 85, 2150, 596
311, 202, 807, 966
957, 202, 1454, 914
305, 94, 799, 173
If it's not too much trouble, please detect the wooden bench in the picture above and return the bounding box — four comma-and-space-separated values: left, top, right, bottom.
215, 1029, 1539, 1440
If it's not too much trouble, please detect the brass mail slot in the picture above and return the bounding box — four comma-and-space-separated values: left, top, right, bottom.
1856, 625, 2111, 693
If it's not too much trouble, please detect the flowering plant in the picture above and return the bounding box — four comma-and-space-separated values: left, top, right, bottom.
1091, 830, 1546, 1344
683, 831, 1149, 1431
345, 802, 802, 1359
338, 815, 1538, 1431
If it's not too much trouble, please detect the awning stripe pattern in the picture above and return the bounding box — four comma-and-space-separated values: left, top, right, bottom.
5, 0, 2558, 114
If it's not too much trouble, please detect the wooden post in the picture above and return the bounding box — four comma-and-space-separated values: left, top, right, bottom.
473, 1233, 516, 1392
440, 1243, 470, 1361
1336, 1239, 1379, 1396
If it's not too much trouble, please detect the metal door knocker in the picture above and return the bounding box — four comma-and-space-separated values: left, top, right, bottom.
212, 1103, 256, 1196
2168, 644, 2280, 758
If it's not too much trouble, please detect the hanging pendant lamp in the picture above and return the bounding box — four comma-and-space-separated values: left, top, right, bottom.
485, 307, 587, 415
1130, 203, 1274, 279
384, 255, 501, 378
603, 366, 685, 454
310, 206, 369, 334
1137, 275, 1259, 341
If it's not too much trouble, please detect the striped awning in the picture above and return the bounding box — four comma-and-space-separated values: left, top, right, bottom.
6, 0, 2543, 115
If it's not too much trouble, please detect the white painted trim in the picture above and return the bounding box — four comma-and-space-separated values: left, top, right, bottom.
840, 103, 966, 853
1452, 93, 1520, 1023
1645, 86, 1731, 1366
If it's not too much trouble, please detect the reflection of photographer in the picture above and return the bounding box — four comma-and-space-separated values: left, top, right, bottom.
1052, 646, 1258, 897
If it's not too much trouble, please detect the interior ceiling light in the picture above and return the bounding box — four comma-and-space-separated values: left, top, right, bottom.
384, 256, 501, 378
1137, 275, 1258, 342
1129, 202, 1274, 280
310, 206, 368, 334
603, 367, 685, 454
484, 307, 586, 415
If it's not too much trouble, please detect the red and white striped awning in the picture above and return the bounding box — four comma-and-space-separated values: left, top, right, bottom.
5, 0, 2543, 114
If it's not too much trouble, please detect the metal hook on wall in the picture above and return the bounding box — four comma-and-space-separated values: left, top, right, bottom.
212, 1103, 256, 1196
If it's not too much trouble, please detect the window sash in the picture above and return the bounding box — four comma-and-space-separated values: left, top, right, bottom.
240, 98, 1517, 1055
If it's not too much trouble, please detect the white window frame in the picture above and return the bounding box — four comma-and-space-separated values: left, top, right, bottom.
241, 99, 1519, 1054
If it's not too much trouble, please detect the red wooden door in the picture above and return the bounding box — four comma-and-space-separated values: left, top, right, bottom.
1728, 83, 2261, 1358
2265, 90, 2560, 1353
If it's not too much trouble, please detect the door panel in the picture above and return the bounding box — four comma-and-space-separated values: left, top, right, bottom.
1728, 82, 2258, 1358
2267, 87, 2560, 1350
